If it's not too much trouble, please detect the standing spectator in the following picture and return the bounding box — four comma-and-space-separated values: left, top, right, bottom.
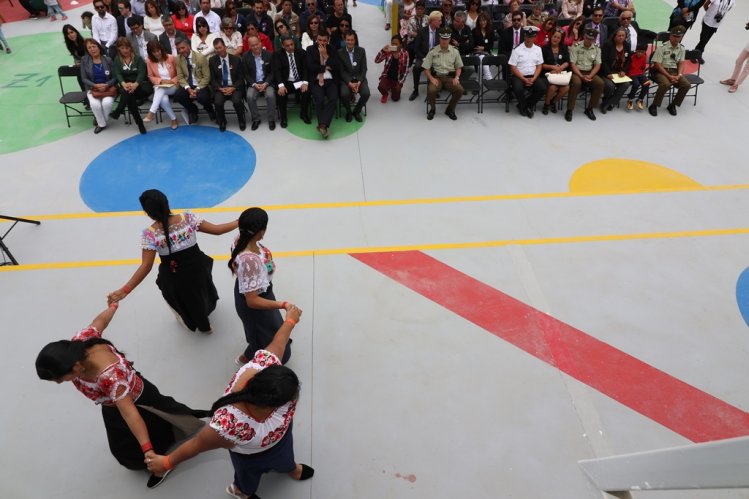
720, 24, 749, 93
423, 27, 464, 121
694, 0, 734, 64
509, 25, 546, 118
172, 2, 195, 38
45, 0, 69, 22
668, 0, 706, 31
306, 31, 339, 138
81, 38, 117, 133
0, 14, 10, 54
19, 0, 41, 20
560, 0, 583, 20
111, 37, 150, 134
92, 0, 119, 57
375, 35, 410, 103
625, 42, 649, 110
565, 27, 603, 121
144, 40, 180, 129
648, 24, 690, 116
338, 30, 370, 122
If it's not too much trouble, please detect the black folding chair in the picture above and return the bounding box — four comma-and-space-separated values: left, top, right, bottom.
480, 54, 510, 112
57, 65, 92, 127
683, 49, 704, 106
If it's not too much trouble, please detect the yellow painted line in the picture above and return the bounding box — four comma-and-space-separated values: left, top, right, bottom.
3, 226, 749, 272
9, 183, 749, 222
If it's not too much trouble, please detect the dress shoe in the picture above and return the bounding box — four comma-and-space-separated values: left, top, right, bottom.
599, 104, 607, 114
584, 107, 596, 121
219, 122, 226, 132
189, 111, 199, 123
146, 470, 171, 489
109, 110, 121, 120
269, 121, 276, 130
353, 112, 363, 122
564, 110, 573, 122
143, 112, 154, 123
525, 106, 534, 119
302, 115, 311, 124
426, 108, 435, 120
317, 124, 328, 139
408, 90, 419, 101
626, 100, 633, 111
697, 56, 705, 65
251, 121, 260, 131
516, 104, 526, 117
542, 104, 550, 115
648, 104, 658, 116
549, 101, 557, 113
138, 123, 147, 134
94, 125, 105, 134
207, 110, 217, 121
445, 109, 457, 120
636, 99, 644, 110
170, 119, 178, 130
280, 119, 288, 128
345, 112, 352, 122
667, 103, 677, 116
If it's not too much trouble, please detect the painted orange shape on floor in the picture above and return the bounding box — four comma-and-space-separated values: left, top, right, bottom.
569, 159, 701, 193
353, 250, 749, 443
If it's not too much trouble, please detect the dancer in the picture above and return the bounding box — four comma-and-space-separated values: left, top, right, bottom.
35, 302, 208, 488
146, 306, 314, 499
107, 189, 238, 334
229, 207, 295, 365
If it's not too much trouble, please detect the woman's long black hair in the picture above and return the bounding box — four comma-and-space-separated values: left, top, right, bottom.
36, 337, 116, 380
139, 189, 173, 254
210, 365, 300, 413
62, 24, 86, 59
228, 207, 268, 272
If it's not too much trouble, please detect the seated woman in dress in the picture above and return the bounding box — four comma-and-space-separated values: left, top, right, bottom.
600, 26, 631, 113
146, 305, 314, 499
107, 189, 238, 334
563, 14, 584, 46
143, 40, 179, 129
144, 0, 165, 36
191, 17, 217, 57
219, 16, 244, 56
541, 28, 570, 114
172, 2, 194, 39
301, 15, 322, 50
81, 38, 117, 134
36, 303, 209, 489
111, 37, 151, 134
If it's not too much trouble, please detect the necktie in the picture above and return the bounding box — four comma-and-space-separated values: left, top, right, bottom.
514, 29, 519, 48
429, 30, 434, 49
289, 53, 298, 81
187, 56, 194, 88
595, 24, 600, 45
222, 58, 229, 87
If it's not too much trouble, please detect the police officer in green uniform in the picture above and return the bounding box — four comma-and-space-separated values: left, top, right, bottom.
649, 24, 691, 117
423, 27, 464, 121
566, 27, 604, 122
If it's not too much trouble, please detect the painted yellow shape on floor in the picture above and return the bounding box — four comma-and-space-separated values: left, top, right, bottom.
569, 159, 702, 193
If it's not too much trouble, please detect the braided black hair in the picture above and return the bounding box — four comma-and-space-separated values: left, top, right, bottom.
209, 365, 299, 413
228, 207, 269, 272
139, 189, 173, 254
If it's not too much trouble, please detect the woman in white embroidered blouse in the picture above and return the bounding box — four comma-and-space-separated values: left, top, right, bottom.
36, 303, 208, 489
107, 189, 238, 334
146, 306, 314, 498
229, 207, 298, 366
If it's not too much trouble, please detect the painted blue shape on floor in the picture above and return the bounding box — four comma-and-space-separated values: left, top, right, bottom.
80, 126, 255, 212
736, 267, 749, 328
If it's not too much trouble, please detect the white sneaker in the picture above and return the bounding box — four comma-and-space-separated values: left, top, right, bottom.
226, 482, 250, 498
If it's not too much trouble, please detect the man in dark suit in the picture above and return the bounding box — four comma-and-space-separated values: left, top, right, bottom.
585, 7, 608, 46
500, 10, 524, 57
409, 10, 443, 101
306, 31, 338, 139
243, 35, 277, 130
127, 16, 158, 60
159, 16, 188, 55
337, 31, 369, 122
116, 0, 134, 38
209, 38, 246, 131
273, 35, 311, 128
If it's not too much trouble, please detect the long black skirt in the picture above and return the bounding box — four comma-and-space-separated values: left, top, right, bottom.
233, 281, 291, 363
156, 244, 218, 332
101, 377, 208, 470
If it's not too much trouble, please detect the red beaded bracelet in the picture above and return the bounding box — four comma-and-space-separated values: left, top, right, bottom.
284, 318, 297, 327
109, 302, 119, 310
280, 301, 288, 310
122, 285, 132, 294
164, 455, 174, 470
141, 441, 153, 453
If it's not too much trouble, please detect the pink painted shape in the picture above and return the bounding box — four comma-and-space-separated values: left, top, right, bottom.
352, 250, 749, 443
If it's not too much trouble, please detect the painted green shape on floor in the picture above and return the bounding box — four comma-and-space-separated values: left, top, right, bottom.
285, 110, 364, 140
0, 32, 88, 155
634, 0, 675, 33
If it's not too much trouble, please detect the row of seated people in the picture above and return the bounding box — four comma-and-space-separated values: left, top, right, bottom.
76, 29, 410, 139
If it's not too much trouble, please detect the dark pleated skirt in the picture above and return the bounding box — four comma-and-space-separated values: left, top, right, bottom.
101, 377, 209, 470
156, 244, 218, 332
233, 281, 290, 363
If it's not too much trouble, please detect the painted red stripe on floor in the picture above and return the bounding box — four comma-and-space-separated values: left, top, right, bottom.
352, 250, 749, 443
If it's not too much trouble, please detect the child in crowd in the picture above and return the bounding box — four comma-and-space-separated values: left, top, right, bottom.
45, 0, 69, 21
626, 43, 650, 110
0, 13, 10, 54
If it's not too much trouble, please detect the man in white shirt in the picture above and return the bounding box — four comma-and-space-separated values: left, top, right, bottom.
509, 26, 545, 118
92, 0, 118, 57
194, 0, 222, 34
695, 0, 734, 64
